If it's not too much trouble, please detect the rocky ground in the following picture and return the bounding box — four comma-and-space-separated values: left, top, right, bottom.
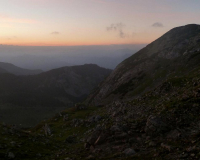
1, 65, 200, 160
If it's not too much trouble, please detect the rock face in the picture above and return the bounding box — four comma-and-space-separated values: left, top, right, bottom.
86, 24, 200, 105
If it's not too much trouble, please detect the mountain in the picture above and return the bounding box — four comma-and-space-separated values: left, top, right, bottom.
86, 24, 200, 105
0, 66, 8, 74
0, 24, 200, 159
2, 54, 75, 71
0, 62, 43, 75
0, 64, 111, 126
0, 64, 112, 106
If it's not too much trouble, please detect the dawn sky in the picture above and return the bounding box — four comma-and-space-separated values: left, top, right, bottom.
0, 0, 200, 46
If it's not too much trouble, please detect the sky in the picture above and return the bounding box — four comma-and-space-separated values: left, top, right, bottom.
0, 0, 200, 46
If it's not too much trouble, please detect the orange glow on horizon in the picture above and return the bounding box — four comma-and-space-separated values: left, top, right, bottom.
0, 0, 199, 48
1, 40, 150, 47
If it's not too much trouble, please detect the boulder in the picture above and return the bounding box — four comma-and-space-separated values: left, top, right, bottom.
110, 125, 121, 132
145, 115, 168, 136
44, 124, 51, 136
86, 131, 101, 147
94, 132, 109, 145
88, 115, 102, 123
123, 148, 136, 156
8, 152, 15, 159
167, 129, 181, 140
86, 155, 95, 160
161, 143, 171, 151
75, 103, 87, 110
63, 114, 69, 121
65, 135, 76, 144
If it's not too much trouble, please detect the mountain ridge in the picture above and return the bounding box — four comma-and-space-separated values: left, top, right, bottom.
0, 61, 43, 75
0, 64, 111, 126
86, 24, 200, 105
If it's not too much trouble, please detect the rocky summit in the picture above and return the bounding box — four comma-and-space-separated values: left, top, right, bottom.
0, 24, 200, 159
86, 24, 200, 106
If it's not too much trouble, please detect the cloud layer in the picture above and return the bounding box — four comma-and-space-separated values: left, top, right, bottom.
106, 23, 134, 38
152, 22, 164, 28
0, 14, 37, 24
51, 31, 60, 35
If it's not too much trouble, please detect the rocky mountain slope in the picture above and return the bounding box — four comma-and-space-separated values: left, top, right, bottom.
86, 24, 200, 105
0, 62, 42, 75
1, 68, 200, 159
0, 24, 200, 159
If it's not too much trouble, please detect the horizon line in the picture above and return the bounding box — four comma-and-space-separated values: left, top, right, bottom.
0, 43, 148, 47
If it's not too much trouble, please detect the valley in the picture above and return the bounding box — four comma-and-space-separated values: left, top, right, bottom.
0, 64, 111, 127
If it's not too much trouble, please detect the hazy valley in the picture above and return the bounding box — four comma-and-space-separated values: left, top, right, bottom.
0, 44, 145, 71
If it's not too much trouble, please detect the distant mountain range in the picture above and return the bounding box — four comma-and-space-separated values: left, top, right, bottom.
0, 63, 111, 106
0, 64, 111, 126
0, 45, 145, 71
0, 62, 43, 75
